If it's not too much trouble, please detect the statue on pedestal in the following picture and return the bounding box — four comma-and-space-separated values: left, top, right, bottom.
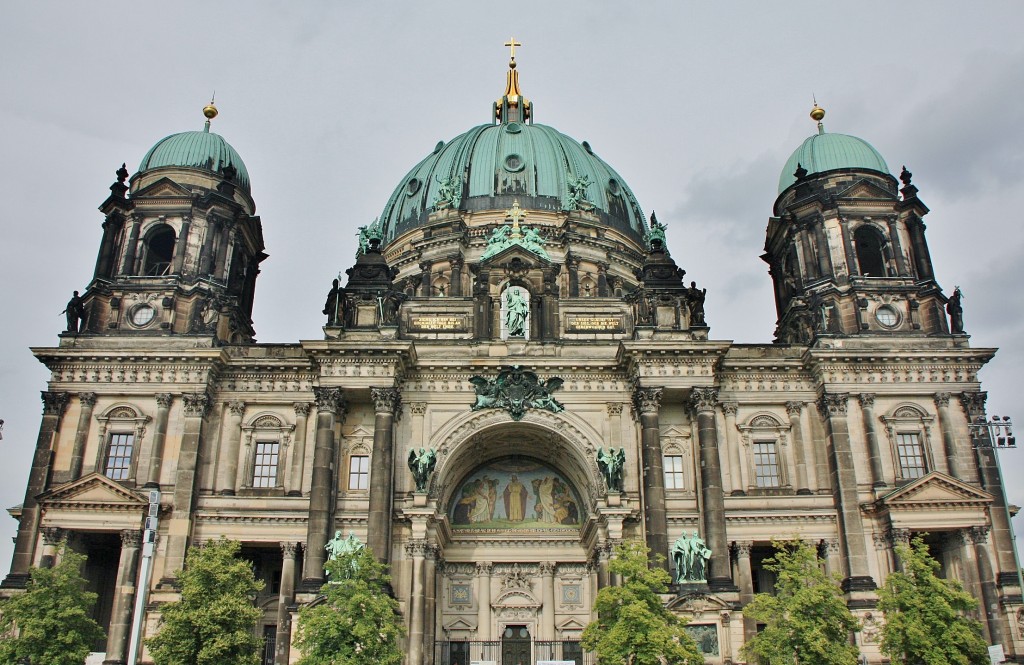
671, 530, 712, 583
407, 447, 437, 492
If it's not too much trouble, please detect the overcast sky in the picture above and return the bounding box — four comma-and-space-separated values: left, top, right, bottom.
1, 2, 1023, 570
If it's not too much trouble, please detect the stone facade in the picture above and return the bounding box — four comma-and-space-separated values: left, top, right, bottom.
2, 89, 1021, 665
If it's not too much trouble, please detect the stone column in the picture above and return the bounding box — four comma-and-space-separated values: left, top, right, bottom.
823, 538, 842, 578
423, 546, 438, 663
634, 388, 668, 569
567, 255, 580, 297
540, 562, 556, 641
955, 530, 986, 636
690, 387, 733, 590
407, 541, 428, 665
476, 562, 492, 641
68, 392, 97, 481
217, 400, 246, 495
812, 221, 833, 277
933, 393, 962, 478
969, 526, 1004, 646
118, 214, 143, 275
721, 402, 743, 495
302, 388, 345, 586
419, 261, 433, 296
595, 544, 611, 590
886, 217, 909, 276
807, 404, 831, 491
735, 542, 756, 642
597, 262, 609, 297
450, 256, 464, 297
906, 217, 935, 282
817, 392, 874, 591
104, 529, 142, 665
198, 217, 219, 276
368, 387, 400, 562
171, 215, 192, 274
857, 394, 886, 487
94, 215, 121, 279
4, 391, 68, 587
785, 402, 811, 494
287, 403, 311, 496
144, 393, 173, 488
39, 527, 65, 569
275, 542, 299, 665
161, 392, 209, 583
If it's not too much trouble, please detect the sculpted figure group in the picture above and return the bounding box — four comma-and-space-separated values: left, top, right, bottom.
671, 530, 712, 583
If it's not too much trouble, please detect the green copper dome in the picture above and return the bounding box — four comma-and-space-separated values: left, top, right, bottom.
138, 129, 250, 192
778, 131, 889, 194
379, 122, 647, 241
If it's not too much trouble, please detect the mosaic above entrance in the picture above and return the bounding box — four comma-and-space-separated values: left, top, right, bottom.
449, 457, 581, 530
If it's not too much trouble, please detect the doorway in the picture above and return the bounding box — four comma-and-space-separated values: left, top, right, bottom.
501, 625, 531, 665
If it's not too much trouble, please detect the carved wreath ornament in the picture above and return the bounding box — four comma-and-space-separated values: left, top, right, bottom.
469, 365, 565, 421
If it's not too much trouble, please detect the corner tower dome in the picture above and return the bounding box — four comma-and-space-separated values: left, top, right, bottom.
777, 104, 889, 194
137, 101, 251, 193
378, 45, 646, 243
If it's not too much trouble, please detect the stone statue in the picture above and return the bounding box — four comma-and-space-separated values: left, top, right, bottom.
672, 530, 712, 583
596, 447, 626, 492
504, 287, 529, 337
468, 366, 564, 421
62, 290, 86, 333
407, 447, 437, 492
356, 217, 385, 257
481, 224, 513, 260
433, 174, 461, 210
521, 227, 550, 260
686, 281, 706, 326
325, 530, 365, 577
323, 279, 342, 326
647, 211, 667, 250
566, 172, 593, 211
947, 286, 964, 334
379, 291, 402, 326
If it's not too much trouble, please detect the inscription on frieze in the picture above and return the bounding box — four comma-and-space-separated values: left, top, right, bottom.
566, 314, 625, 333
408, 315, 469, 332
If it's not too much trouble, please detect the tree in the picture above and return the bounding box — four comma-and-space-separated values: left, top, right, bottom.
877, 536, 987, 665
146, 538, 264, 665
581, 540, 703, 665
0, 547, 105, 665
293, 547, 405, 665
741, 539, 859, 665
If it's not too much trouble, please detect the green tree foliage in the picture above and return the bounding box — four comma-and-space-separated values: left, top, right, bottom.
877, 536, 987, 665
293, 547, 405, 665
146, 538, 264, 665
0, 547, 105, 665
741, 539, 860, 665
581, 540, 703, 665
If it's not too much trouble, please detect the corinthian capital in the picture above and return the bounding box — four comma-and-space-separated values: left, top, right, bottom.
182, 392, 210, 417
689, 387, 720, 415
313, 387, 345, 415
816, 392, 849, 417
41, 391, 69, 416
632, 387, 663, 415
371, 387, 401, 415
959, 391, 988, 418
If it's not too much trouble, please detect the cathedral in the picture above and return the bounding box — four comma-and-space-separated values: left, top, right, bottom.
2, 44, 1021, 665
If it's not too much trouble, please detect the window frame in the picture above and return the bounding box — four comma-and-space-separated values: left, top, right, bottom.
241, 413, 293, 491
752, 440, 782, 488
348, 453, 370, 491
663, 453, 685, 490
882, 404, 935, 481
737, 412, 792, 493
94, 404, 150, 483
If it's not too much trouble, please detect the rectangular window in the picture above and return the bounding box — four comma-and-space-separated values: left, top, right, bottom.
664, 455, 685, 490
105, 432, 135, 480
897, 432, 926, 479
252, 441, 280, 488
753, 441, 781, 488
348, 455, 369, 490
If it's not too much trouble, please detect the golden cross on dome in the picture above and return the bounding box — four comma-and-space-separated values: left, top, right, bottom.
506, 199, 526, 238
504, 37, 522, 61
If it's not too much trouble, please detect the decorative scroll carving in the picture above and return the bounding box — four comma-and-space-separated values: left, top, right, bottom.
41, 391, 69, 416
933, 392, 951, 408
720, 401, 738, 417
120, 529, 142, 548
785, 401, 803, 417
78, 392, 97, 408
633, 387, 663, 415
281, 542, 298, 557
41, 527, 65, 546
293, 402, 312, 417
228, 400, 247, 417
155, 393, 173, 408
371, 387, 401, 415
858, 393, 876, 408
606, 402, 624, 416
960, 391, 987, 418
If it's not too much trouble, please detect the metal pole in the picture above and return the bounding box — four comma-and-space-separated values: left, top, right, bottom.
127, 490, 160, 665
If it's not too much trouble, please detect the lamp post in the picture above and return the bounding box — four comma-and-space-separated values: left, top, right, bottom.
968, 414, 1019, 659
127, 489, 160, 665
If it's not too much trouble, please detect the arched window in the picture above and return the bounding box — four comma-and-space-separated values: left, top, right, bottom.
882, 404, 935, 481
854, 225, 887, 277
142, 224, 176, 276
94, 404, 151, 481
241, 414, 293, 490
737, 413, 791, 492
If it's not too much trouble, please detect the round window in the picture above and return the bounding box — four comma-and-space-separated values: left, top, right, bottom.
129, 304, 156, 327
504, 154, 525, 172
505, 121, 522, 134
406, 178, 421, 196
875, 305, 899, 327
607, 178, 621, 196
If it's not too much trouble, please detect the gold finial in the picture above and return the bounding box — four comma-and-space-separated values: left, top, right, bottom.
203, 94, 218, 132
810, 98, 825, 134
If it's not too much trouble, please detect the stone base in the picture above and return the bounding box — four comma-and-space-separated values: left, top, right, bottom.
674, 581, 710, 596
0, 572, 29, 588
841, 575, 877, 592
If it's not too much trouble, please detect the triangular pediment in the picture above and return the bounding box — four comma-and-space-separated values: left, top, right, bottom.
38, 472, 147, 510
133, 176, 193, 199
480, 243, 551, 267
879, 472, 993, 510
444, 618, 475, 632
835, 178, 897, 201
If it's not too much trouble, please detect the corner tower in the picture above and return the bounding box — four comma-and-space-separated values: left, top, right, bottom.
763, 104, 947, 345
84, 101, 266, 344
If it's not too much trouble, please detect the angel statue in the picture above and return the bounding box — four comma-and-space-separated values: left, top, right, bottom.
469, 376, 500, 410
408, 447, 437, 492
596, 447, 626, 492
